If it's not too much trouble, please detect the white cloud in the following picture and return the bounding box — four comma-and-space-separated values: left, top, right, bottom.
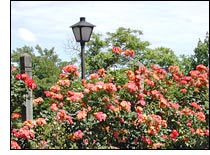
18, 28, 37, 42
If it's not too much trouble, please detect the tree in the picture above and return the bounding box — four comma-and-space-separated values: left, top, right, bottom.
11, 46, 35, 62
85, 33, 111, 75
83, 27, 151, 75
176, 32, 209, 75
106, 27, 150, 52
84, 27, 180, 74
106, 27, 150, 66
191, 32, 209, 69
139, 47, 180, 70
178, 54, 193, 75
11, 45, 70, 97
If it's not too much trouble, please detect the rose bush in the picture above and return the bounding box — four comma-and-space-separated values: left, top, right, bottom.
11, 47, 209, 149
11, 65, 37, 128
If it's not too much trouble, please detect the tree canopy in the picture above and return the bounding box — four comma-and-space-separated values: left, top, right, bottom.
192, 32, 209, 69
84, 27, 181, 75
11, 45, 70, 97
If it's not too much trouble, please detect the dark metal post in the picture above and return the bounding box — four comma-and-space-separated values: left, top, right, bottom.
81, 42, 86, 79
20, 53, 33, 121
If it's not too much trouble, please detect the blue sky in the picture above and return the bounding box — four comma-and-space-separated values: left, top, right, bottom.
11, 1, 209, 61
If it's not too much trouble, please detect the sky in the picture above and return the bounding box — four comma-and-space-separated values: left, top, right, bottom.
11, 1, 209, 62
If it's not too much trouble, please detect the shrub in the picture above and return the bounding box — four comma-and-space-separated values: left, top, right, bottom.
11, 50, 209, 149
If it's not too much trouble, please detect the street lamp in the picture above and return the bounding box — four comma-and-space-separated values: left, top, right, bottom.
70, 17, 95, 79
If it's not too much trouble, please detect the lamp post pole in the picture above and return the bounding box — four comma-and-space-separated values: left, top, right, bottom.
71, 17, 95, 79
81, 42, 85, 79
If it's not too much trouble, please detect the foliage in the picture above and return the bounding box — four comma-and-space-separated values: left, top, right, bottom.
139, 47, 180, 69
83, 27, 185, 76
177, 54, 193, 75
11, 65, 37, 129
191, 32, 209, 69
85, 27, 150, 75
11, 66, 26, 116
176, 32, 209, 75
11, 45, 70, 97
106, 27, 150, 52
11, 48, 209, 149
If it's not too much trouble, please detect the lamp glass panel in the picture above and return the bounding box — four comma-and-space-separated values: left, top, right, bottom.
72, 27, 81, 42
81, 27, 92, 42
